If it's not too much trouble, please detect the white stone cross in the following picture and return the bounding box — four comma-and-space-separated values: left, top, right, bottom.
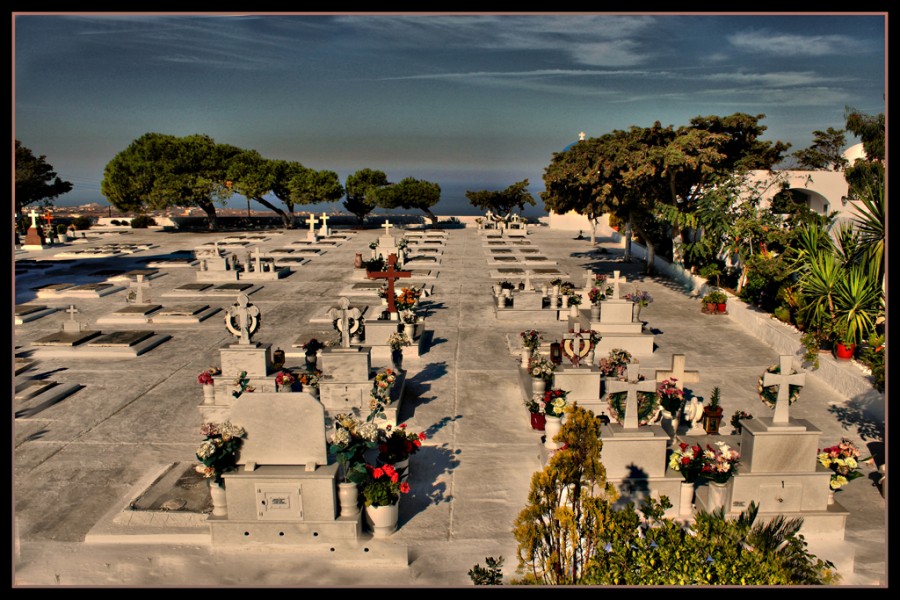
655, 354, 700, 391
62, 304, 83, 332
583, 270, 594, 292
381, 220, 393, 236
224, 293, 260, 344
611, 270, 626, 300
66, 304, 79, 320
562, 323, 590, 367
327, 296, 362, 349
28, 209, 40, 229
306, 213, 319, 232
763, 355, 805, 424
606, 362, 658, 429
319, 213, 330, 237
523, 269, 532, 292
253, 247, 262, 272
579, 131, 586, 141
130, 274, 148, 305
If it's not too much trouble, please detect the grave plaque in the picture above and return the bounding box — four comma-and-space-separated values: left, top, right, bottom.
33, 283, 75, 292
158, 304, 208, 316
498, 268, 524, 274
113, 304, 163, 315
33, 330, 102, 346
70, 283, 115, 292
15, 304, 49, 316
214, 283, 254, 291
176, 283, 213, 291
87, 330, 154, 347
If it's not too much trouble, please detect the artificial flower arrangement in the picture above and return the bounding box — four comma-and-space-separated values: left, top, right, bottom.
558, 281, 576, 295
274, 369, 297, 392
730, 410, 754, 434
549, 278, 563, 288
328, 413, 379, 484
757, 363, 802, 409
387, 331, 411, 351
607, 374, 660, 426
523, 394, 543, 414
657, 378, 685, 414
361, 463, 410, 507
588, 330, 602, 348
528, 353, 556, 382
542, 388, 569, 418
195, 421, 247, 487
588, 285, 614, 304
597, 348, 632, 378
818, 438, 871, 490
377, 423, 427, 464
701, 440, 741, 484
520, 329, 543, 351
400, 310, 418, 325
668, 441, 706, 483
297, 369, 322, 389
369, 241, 378, 250
231, 370, 255, 398
301, 338, 326, 355
395, 287, 421, 312
624, 290, 654, 306
372, 368, 399, 403
197, 366, 220, 386
377, 285, 388, 299
567, 294, 582, 307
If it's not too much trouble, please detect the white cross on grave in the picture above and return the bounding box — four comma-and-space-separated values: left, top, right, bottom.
253, 247, 262, 272
319, 213, 330, 237
611, 270, 626, 300
63, 304, 83, 332
579, 131, 586, 141
306, 214, 318, 232
562, 323, 591, 368
327, 297, 362, 349
763, 355, 805, 424
381, 220, 393, 237
655, 354, 700, 391
605, 362, 658, 430
130, 274, 149, 304
224, 293, 260, 344
583, 269, 594, 292
28, 209, 40, 229
523, 269, 532, 291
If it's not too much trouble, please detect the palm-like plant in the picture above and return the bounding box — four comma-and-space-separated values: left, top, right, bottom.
834, 263, 883, 346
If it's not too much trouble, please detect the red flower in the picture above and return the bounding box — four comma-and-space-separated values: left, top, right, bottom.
372, 467, 384, 479
418, 432, 427, 441
399, 482, 410, 494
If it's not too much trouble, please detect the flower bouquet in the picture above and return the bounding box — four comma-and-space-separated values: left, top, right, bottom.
520, 329, 542, 352
372, 368, 398, 400
757, 363, 802, 409
567, 294, 582, 307
231, 370, 255, 399
818, 438, 871, 490
668, 442, 705, 483
361, 463, 410, 507
395, 287, 421, 312
624, 290, 654, 307
378, 423, 426, 464
588, 286, 612, 304
542, 388, 569, 418
657, 378, 685, 415
387, 331, 411, 351
195, 421, 247, 487
598, 348, 632, 378
297, 369, 322, 390
274, 369, 296, 392
197, 367, 220, 386
701, 440, 741, 484
528, 353, 556, 382
730, 410, 753, 434
329, 413, 379, 484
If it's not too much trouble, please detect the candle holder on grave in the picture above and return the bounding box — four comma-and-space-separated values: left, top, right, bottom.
550, 342, 562, 365
272, 347, 286, 371
702, 406, 724, 435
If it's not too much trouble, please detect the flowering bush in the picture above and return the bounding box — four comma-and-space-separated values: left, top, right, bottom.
361, 463, 410, 507
520, 329, 542, 351
818, 438, 871, 490
274, 369, 296, 392
329, 413, 379, 483
657, 378, 685, 414
757, 363, 802, 409
197, 366, 220, 385
542, 389, 569, 418
378, 423, 426, 463
387, 331, 411, 351
624, 290, 653, 306
301, 338, 326, 354
668, 442, 705, 483
528, 353, 556, 382
598, 348, 632, 378
701, 441, 741, 484
195, 421, 247, 487
730, 410, 753, 434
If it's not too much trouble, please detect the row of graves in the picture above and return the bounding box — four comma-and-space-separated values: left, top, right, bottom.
514, 281, 851, 554
475, 210, 529, 236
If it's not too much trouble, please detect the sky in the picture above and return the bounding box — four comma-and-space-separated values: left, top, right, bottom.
13, 12, 887, 217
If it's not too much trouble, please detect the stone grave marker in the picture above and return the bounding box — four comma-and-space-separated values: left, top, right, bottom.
605, 363, 658, 431
87, 330, 155, 347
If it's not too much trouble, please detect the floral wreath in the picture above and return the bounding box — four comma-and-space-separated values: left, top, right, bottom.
757, 363, 802, 409
607, 386, 660, 426
562, 330, 593, 367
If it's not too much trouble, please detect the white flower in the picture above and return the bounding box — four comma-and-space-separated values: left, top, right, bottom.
331, 428, 351, 446
357, 422, 379, 442
196, 441, 216, 459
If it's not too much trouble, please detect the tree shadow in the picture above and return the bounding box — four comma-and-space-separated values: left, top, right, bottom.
826, 390, 885, 442
612, 464, 652, 511
399, 442, 462, 526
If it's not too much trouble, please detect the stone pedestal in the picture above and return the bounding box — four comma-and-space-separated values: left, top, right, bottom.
219, 343, 272, 378
740, 418, 820, 473
599, 423, 669, 479
585, 299, 656, 356
552, 366, 601, 403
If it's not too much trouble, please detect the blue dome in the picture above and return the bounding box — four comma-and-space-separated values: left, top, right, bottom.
562, 140, 579, 152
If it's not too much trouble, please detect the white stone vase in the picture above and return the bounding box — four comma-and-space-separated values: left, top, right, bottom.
209, 481, 227, 517
532, 377, 546, 397
338, 482, 360, 517
521, 347, 532, 369
364, 501, 399, 537
827, 489, 835, 506
403, 323, 415, 340
679, 481, 695, 516
707, 480, 733, 513
633, 303, 643, 323
544, 415, 563, 450
202, 384, 216, 404
590, 304, 601, 320
569, 304, 579, 317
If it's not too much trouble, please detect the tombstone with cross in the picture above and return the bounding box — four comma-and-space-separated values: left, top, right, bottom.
761, 355, 805, 425
561, 323, 593, 368
306, 213, 319, 241
605, 362, 659, 430
376, 220, 400, 260
653, 354, 700, 437
23, 209, 45, 248
319, 213, 330, 237
367, 254, 411, 316
128, 274, 151, 305
327, 297, 362, 349
224, 293, 261, 344
62, 304, 86, 333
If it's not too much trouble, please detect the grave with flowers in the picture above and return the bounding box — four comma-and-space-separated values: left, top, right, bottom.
549, 323, 604, 411
580, 270, 655, 357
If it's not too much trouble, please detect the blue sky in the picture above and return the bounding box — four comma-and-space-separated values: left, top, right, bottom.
13, 12, 886, 216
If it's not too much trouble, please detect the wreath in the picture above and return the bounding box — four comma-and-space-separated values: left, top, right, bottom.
757, 363, 802, 409
607, 389, 660, 426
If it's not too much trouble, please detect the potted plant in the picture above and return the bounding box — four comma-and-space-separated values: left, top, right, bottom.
833, 320, 856, 360
329, 413, 379, 519
702, 386, 724, 434
524, 394, 546, 431
361, 463, 410, 537
702, 291, 719, 314
377, 422, 426, 477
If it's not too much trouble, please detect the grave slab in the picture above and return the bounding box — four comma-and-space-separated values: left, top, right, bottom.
14, 304, 58, 324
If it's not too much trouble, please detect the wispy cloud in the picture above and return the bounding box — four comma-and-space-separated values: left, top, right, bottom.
728, 30, 864, 57
701, 70, 837, 88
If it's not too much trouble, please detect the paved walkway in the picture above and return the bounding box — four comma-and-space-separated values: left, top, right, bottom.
12, 224, 886, 587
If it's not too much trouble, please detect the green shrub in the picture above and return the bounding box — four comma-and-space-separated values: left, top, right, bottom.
110, 219, 122, 226
130, 215, 156, 228
468, 556, 504, 585
72, 215, 93, 230
773, 306, 791, 323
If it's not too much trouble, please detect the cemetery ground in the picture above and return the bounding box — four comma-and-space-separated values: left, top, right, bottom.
12, 223, 886, 587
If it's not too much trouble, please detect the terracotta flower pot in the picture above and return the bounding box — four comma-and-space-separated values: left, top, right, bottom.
717, 303, 727, 313
706, 302, 718, 313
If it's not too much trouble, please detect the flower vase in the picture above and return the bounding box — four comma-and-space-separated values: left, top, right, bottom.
391, 349, 403, 371
364, 501, 399, 537
521, 347, 532, 369
827, 489, 835, 506
532, 377, 546, 397
530, 412, 546, 431
633, 303, 642, 322
706, 480, 732, 513
305, 353, 317, 371
338, 482, 360, 517
590, 304, 600, 320
544, 415, 563, 450
403, 323, 415, 340
569, 304, 579, 318
202, 384, 216, 405
209, 481, 227, 517
679, 481, 695, 516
